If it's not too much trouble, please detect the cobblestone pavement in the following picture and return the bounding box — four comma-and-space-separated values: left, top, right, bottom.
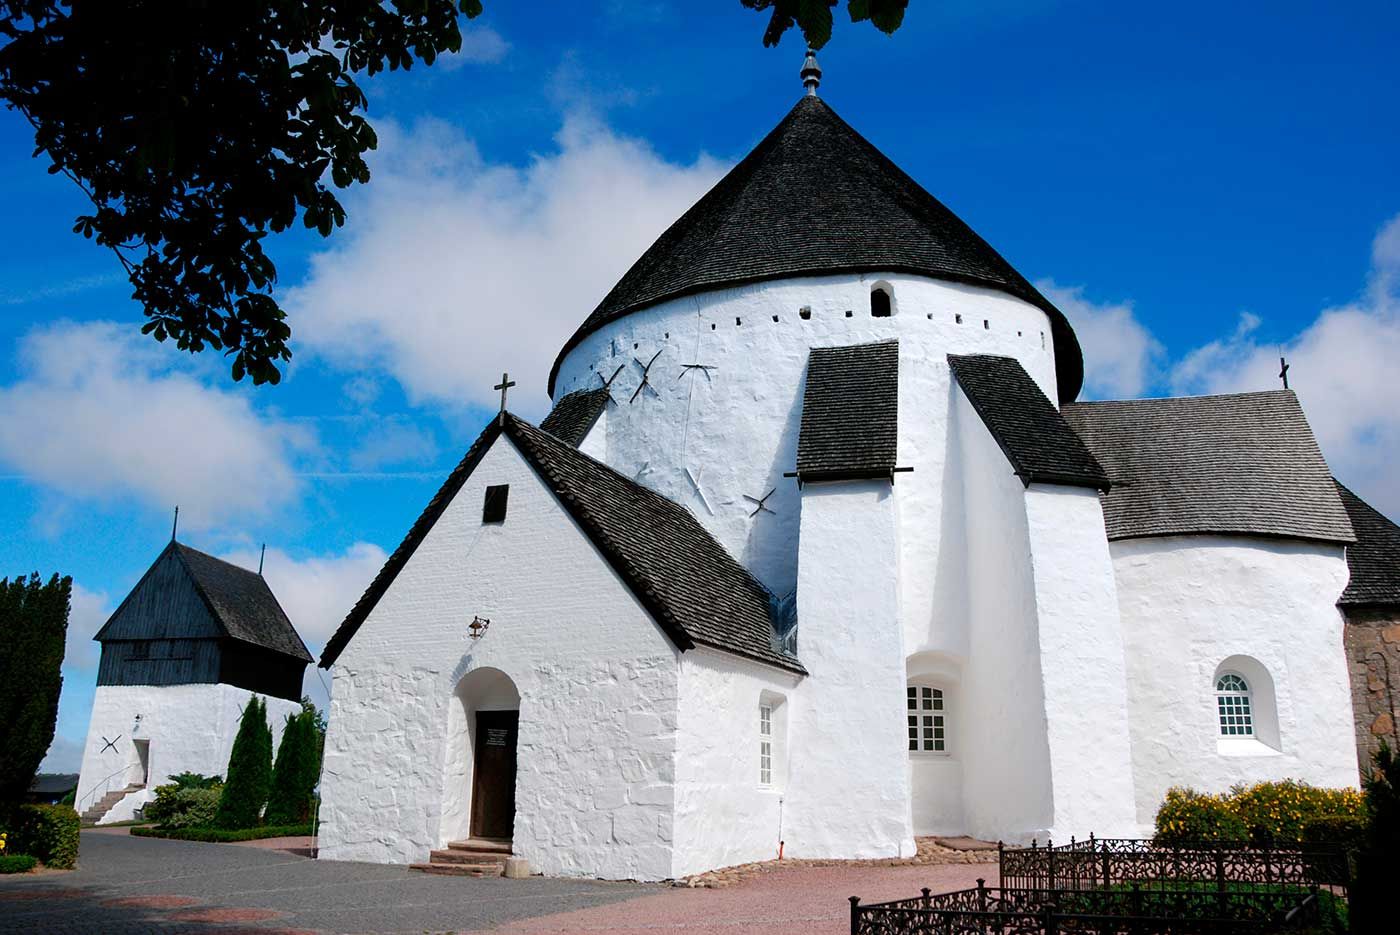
0, 830, 646, 934
464, 862, 993, 935
0, 830, 994, 934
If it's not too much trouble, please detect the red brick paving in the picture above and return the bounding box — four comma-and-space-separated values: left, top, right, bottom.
468, 861, 992, 935
167, 906, 287, 924
0, 886, 86, 901
101, 894, 203, 909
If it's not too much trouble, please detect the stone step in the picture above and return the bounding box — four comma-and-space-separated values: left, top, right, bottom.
430, 849, 507, 866
409, 862, 501, 877
446, 838, 512, 854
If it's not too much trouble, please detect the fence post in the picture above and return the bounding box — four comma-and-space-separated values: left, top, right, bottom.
997, 841, 1005, 890
1263, 843, 1273, 886
1214, 849, 1226, 917
921, 887, 931, 909
848, 896, 860, 935
1131, 882, 1142, 917
1043, 904, 1057, 935
977, 877, 987, 913
1047, 837, 1055, 891
1088, 834, 1097, 889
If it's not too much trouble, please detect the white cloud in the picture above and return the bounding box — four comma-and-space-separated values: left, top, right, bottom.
63, 582, 112, 673
220, 542, 387, 655
1169, 214, 1400, 517
348, 418, 438, 471
40, 734, 83, 774
439, 26, 509, 69
1037, 279, 1163, 399
287, 114, 726, 415
0, 321, 313, 528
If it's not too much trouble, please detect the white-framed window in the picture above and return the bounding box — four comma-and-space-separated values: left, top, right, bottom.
759, 703, 774, 786
1216, 672, 1254, 737
907, 684, 946, 753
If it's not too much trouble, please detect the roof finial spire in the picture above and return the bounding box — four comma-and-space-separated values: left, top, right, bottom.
800, 48, 822, 97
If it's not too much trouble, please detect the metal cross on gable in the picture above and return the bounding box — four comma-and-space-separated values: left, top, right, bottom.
630, 349, 664, 403
494, 372, 516, 413
743, 488, 777, 518
100, 735, 122, 754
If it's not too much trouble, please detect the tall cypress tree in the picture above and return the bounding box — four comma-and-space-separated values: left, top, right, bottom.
215, 696, 273, 829
265, 711, 316, 825
0, 573, 72, 815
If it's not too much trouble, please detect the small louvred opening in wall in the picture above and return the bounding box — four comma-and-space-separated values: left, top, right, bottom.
483, 484, 509, 524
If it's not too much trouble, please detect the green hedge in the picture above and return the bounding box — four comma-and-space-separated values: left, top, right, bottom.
1154, 788, 1248, 844
0, 854, 37, 873
130, 822, 311, 842
1154, 781, 1366, 846
11, 804, 80, 869
143, 784, 222, 829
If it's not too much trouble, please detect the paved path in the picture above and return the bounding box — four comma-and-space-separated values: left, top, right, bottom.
0, 830, 992, 934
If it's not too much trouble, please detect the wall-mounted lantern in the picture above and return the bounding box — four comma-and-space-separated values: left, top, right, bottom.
468, 616, 491, 640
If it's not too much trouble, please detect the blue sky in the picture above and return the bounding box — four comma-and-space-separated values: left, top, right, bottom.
4, 1, 1398, 773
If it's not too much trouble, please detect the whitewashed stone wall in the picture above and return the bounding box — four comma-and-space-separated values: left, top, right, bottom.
76, 683, 299, 823
552, 272, 1060, 627
672, 647, 802, 878
951, 388, 1055, 840
785, 479, 915, 859
1023, 485, 1139, 839
318, 439, 681, 881
1113, 537, 1361, 824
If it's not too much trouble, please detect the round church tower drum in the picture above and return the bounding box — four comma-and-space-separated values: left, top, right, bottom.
548, 91, 1082, 608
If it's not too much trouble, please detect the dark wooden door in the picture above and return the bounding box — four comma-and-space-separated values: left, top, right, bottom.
470, 710, 519, 840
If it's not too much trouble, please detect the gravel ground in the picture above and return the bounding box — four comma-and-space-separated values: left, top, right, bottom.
0, 829, 994, 934
0, 830, 647, 934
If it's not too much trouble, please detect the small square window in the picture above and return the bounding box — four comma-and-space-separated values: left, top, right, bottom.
483, 485, 509, 524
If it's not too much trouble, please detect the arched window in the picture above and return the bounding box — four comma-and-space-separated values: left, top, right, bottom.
907, 684, 946, 752
871, 286, 892, 317
1216, 673, 1254, 737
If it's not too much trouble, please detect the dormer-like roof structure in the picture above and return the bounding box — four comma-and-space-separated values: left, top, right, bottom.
548, 94, 1084, 401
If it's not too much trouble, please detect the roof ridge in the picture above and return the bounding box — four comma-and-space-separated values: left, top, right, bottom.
1065, 388, 1297, 408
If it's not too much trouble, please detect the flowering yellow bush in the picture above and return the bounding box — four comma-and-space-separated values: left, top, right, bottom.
1154, 779, 1366, 846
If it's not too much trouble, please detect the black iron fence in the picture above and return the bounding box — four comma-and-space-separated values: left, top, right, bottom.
850, 838, 1347, 935
999, 836, 1350, 895
851, 879, 1326, 935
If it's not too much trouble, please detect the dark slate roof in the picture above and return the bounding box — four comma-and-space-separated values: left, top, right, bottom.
29, 773, 78, 796
1061, 391, 1355, 544
322, 415, 803, 674
796, 340, 899, 482
547, 95, 1084, 403
173, 544, 313, 661
948, 354, 1109, 490
1336, 481, 1400, 607
539, 387, 610, 446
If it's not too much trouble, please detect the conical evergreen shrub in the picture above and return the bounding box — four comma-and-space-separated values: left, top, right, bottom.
265, 710, 317, 825
215, 697, 272, 829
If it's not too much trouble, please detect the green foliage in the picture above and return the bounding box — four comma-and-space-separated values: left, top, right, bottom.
265, 709, 319, 825
130, 822, 312, 842
740, 0, 908, 48
1153, 781, 1366, 846
12, 804, 80, 869
1228, 779, 1366, 845
0, 1, 484, 385
214, 696, 273, 830
167, 772, 222, 790
0, 854, 37, 873
0, 573, 71, 816
143, 784, 223, 829
1301, 814, 1368, 853
1153, 787, 1248, 844
1352, 742, 1400, 935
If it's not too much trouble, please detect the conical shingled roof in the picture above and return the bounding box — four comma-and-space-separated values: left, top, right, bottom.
548, 94, 1084, 402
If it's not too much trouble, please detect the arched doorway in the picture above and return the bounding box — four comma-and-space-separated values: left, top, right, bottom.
447, 667, 521, 843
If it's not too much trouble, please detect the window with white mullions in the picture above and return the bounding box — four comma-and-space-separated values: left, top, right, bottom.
907, 684, 946, 753
1216, 673, 1254, 736
759, 703, 773, 786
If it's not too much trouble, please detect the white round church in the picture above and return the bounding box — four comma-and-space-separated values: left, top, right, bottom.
317, 60, 1367, 881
